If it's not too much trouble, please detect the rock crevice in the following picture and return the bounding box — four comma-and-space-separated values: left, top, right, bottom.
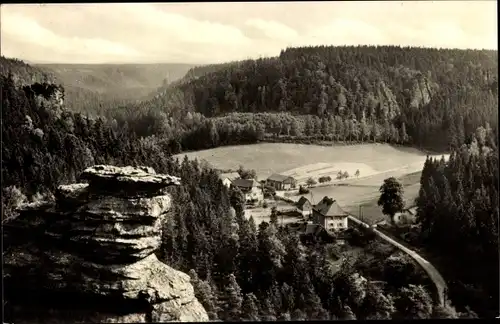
4, 165, 208, 323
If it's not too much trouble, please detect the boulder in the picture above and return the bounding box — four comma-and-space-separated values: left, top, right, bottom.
4, 165, 208, 323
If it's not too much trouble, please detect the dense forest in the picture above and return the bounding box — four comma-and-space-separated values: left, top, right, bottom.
414, 136, 499, 318
4, 46, 498, 153
1, 45, 498, 319
117, 46, 498, 152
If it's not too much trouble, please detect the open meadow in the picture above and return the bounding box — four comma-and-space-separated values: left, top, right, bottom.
174, 143, 445, 180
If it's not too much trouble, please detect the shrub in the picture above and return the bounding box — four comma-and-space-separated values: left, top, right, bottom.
299, 185, 310, 194
306, 177, 317, 187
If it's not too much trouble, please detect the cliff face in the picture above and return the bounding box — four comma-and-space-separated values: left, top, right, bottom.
3, 165, 209, 323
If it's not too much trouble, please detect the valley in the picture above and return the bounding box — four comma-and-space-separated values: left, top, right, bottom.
175, 143, 447, 225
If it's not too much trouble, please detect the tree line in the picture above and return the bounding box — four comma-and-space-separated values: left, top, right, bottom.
414, 130, 498, 317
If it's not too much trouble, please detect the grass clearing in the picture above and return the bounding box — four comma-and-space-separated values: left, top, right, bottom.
174, 143, 438, 181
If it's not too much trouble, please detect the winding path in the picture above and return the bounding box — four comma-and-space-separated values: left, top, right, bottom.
348, 215, 448, 306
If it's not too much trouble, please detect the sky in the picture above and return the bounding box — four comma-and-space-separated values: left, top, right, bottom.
1, 1, 497, 64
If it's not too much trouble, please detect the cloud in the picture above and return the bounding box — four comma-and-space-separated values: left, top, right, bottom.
1, 12, 144, 62
0, 2, 497, 64
244, 18, 299, 43
106, 3, 251, 46
301, 18, 389, 47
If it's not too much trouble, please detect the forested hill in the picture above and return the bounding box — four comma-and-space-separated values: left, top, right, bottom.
178, 46, 497, 117
36, 62, 195, 114
37, 63, 194, 98
0, 56, 58, 85
0, 57, 196, 115
134, 45, 498, 152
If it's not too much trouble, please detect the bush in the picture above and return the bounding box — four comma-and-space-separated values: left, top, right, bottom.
299, 185, 310, 194
306, 177, 317, 187
2, 186, 27, 223
262, 201, 269, 208
318, 176, 332, 183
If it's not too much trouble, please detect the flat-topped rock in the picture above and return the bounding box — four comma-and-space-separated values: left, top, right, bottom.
4, 165, 208, 322
81, 166, 181, 197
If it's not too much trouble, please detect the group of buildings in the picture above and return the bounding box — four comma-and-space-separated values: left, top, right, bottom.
295, 195, 349, 233
218, 171, 297, 203
219, 171, 350, 234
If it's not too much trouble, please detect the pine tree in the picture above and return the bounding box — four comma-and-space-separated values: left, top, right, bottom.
217, 274, 243, 320
241, 293, 260, 321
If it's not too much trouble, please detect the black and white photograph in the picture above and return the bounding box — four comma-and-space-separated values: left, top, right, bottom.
1, 1, 498, 322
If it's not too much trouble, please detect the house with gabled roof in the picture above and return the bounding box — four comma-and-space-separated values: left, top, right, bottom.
266, 173, 297, 190
312, 196, 349, 233
296, 196, 313, 217
218, 172, 240, 188
232, 178, 263, 203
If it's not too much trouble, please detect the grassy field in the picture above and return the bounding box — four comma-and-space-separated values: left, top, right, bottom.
175, 143, 439, 181
342, 173, 422, 225
285, 170, 423, 225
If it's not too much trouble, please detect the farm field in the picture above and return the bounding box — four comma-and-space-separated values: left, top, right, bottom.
286, 172, 422, 225
174, 143, 444, 181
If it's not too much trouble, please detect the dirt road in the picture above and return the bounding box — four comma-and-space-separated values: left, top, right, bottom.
348, 215, 447, 306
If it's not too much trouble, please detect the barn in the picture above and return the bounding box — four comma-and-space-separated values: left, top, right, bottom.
266, 173, 297, 190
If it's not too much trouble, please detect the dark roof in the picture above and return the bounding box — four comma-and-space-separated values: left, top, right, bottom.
313, 196, 348, 217
232, 178, 260, 189
305, 223, 321, 235
267, 173, 295, 182
296, 196, 312, 210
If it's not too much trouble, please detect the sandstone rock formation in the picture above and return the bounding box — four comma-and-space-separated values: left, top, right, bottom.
3, 165, 208, 323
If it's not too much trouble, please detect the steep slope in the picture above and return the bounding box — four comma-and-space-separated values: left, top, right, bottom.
0, 58, 197, 115
37, 63, 195, 98
132, 45, 497, 151
35, 63, 196, 114
176, 46, 497, 118
0, 56, 58, 86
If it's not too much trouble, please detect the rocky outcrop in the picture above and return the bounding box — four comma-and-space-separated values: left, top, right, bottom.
3, 165, 208, 323
409, 76, 438, 109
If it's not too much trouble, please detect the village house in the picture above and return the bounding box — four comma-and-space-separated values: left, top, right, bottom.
392, 206, 418, 224
296, 196, 313, 217
266, 173, 297, 191
218, 172, 241, 188
285, 221, 333, 242
312, 196, 349, 233
231, 178, 263, 203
